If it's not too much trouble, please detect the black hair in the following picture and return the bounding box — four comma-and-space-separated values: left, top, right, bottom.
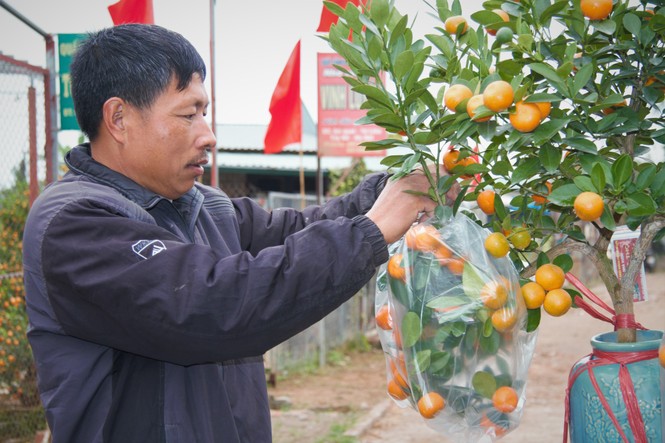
70, 24, 207, 140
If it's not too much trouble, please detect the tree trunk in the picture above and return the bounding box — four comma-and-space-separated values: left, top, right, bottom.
614, 284, 637, 343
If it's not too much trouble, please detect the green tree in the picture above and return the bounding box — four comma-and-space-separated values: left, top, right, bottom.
324, 0, 665, 342
327, 158, 372, 197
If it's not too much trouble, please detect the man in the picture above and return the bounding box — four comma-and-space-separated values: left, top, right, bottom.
23, 24, 452, 442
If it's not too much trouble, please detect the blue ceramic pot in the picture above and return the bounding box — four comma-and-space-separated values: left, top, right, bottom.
568, 329, 663, 443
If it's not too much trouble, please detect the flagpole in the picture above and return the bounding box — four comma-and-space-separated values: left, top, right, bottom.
209, 0, 218, 188
299, 100, 306, 210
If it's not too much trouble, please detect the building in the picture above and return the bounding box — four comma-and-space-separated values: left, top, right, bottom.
209, 105, 385, 207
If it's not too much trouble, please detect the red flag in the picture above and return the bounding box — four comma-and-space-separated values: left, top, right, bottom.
317, 0, 362, 33
108, 0, 154, 25
264, 41, 301, 154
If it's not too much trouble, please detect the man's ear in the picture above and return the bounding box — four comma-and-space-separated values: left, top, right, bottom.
102, 97, 127, 144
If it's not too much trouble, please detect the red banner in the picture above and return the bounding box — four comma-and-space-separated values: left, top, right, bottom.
317, 53, 386, 157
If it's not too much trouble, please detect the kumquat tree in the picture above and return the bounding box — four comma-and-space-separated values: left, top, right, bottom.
324, 0, 665, 440
0, 167, 36, 408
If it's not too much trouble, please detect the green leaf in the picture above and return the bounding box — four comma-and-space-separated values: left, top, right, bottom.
360, 140, 400, 150
369, 0, 390, 28
483, 317, 494, 337
429, 351, 451, 373
451, 321, 466, 337
562, 137, 598, 154
573, 63, 594, 96
597, 93, 627, 108
533, 0, 551, 21
600, 205, 616, 231
573, 176, 595, 192
389, 278, 410, 306
453, 184, 469, 214
343, 2, 365, 31
528, 62, 565, 87
540, 0, 569, 25
651, 168, 665, 199
426, 295, 471, 310
414, 350, 431, 373
358, 12, 381, 37
592, 19, 616, 35
372, 112, 406, 129
394, 50, 415, 81
462, 263, 486, 300
322, 1, 345, 20
591, 163, 607, 193
367, 34, 383, 63
405, 59, 426, 91
381, 154, 406, 168
401, 312, 422, 348
553, 254, 573, 272
426, 34, 453, 58
611, 154, 634, 190
622, 13, 642, 38
524, 93, 560, 104
539, 144, 562, 173
511, 158, 542, 184
532, 119, 569, 145
480, 327, 500, 355
635, 164, 656, 191
353, 84, 393, 109
547, 183, 581, 206
626, 192, 657, 217
492, 160, 512, 176
536, 251, 550, 267
494, 191, 508, 220
389, 14, 408, 45
472, 371, 497, 399
526, 308, 541, 333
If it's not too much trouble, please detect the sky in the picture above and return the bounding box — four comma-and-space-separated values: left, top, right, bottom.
0, 0, 490, 187
0, 0, 485, 128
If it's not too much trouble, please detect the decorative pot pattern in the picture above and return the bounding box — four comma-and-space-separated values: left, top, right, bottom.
568, 330, 663, 443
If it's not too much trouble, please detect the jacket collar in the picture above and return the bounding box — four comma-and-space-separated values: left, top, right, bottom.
64, 144, 203, 215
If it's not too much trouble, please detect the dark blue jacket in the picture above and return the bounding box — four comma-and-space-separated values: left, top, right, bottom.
22, 145, 389, 442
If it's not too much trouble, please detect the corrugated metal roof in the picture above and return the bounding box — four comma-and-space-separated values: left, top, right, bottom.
213, 104, 412, 174
216, 124, 317, 153
216, 102, 318, 153
216, 152, 387, 174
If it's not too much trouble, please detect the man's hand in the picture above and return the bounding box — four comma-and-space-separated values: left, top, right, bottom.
366, 168, 460, 244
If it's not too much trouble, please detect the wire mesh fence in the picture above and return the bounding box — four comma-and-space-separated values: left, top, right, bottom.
0, 53, 49, 442
265, 191, 377, 377
0, 53, 47, 197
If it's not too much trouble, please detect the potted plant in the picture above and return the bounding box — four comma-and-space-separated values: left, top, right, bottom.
324, 0, 664, 441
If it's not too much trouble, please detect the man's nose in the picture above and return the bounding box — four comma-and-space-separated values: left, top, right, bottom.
198, 120, 217, 151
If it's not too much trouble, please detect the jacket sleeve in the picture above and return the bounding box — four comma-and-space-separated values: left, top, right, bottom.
35, 190, 388, 367
233, 172, 388, 255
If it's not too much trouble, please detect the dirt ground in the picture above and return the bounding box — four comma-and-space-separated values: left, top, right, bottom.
269, 270, 665, 443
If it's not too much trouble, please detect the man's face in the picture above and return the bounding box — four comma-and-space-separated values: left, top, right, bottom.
122, 74, 215, 199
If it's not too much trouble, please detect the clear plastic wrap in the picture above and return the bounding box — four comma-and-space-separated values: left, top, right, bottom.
375, 211, 537, 441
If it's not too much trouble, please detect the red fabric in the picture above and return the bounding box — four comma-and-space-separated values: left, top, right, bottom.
564, 348, 657, 443
565, 273, 646, 331
317, 0, 362, 32
264, 41, 301, 154
562, 272, 652, 443
108, 0, 154, 25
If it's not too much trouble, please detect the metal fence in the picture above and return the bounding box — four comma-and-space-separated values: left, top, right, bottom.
0, 53, 50, 442
0, 52, 50, 205
264, 191, 377, 377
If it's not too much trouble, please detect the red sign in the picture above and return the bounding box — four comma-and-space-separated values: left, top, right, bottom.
317, 53, 386, 157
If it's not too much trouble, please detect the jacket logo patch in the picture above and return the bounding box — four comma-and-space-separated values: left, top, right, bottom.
132, 240, 167, 260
